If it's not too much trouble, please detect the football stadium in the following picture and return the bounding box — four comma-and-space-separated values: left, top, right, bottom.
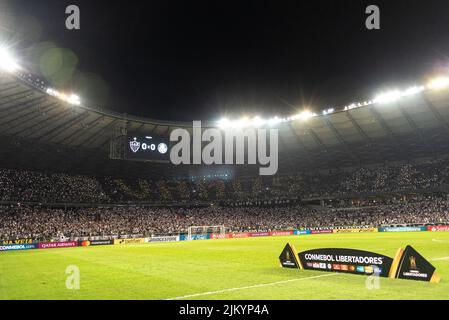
1, 1, 449, 304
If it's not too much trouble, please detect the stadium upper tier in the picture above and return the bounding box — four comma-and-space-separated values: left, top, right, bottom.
2, 70, 449, 177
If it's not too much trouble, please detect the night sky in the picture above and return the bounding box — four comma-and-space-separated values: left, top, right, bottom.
1, 0, 449, 121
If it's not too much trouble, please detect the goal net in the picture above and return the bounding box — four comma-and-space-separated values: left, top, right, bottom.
187, 225, 226, 240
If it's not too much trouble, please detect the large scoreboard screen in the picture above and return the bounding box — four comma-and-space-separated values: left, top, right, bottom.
125, 134, 170, 162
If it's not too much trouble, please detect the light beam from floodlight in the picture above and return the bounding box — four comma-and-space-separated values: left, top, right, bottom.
0, 48, 20, 72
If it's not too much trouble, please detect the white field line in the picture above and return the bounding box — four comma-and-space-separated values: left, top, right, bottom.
430, 257, 449, 261
432, 238, 449, 243
165, 273, 338, 300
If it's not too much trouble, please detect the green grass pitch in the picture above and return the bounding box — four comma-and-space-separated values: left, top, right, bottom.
1, 232, 448, 300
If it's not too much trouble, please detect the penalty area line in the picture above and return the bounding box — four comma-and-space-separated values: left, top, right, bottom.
165, 273, 338, 300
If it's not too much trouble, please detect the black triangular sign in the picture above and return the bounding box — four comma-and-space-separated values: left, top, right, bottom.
396, 245, 437, 282
279, 243, 300, 269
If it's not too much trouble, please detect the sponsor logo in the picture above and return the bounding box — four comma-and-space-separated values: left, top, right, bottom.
149, 236, 179, 242
340, 264, 349, 271
250, 232, 270, 237
333, 228, 378, 234
310, 229, 333, 234
428, 225, 449, 232
332, 264, 341, 270
229, 233, 251, 239
113, 238, 146, 245
364, 266, 374, 274
0, 243, 38, 251
89, 240, 114, 246
1, 238, 34, 245
379, 227, 426, 232
356, 266, 365, 273
294, 230, 311, 235
38, 241, 78, 249
270, 231, 293, 237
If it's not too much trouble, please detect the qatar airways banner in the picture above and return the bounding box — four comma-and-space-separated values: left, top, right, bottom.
38, 241, 78, 249
427, 225, 449, 232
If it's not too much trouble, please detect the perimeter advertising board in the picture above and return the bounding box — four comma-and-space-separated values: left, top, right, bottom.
1, 238, 34, 245
38, 241, 78, 249
427, 225, 449, 232
333, 228, 378, 234
0, 243, 38, 251
279, 244, 440, 282
113, 238, 146, 245
148, 236, 180, 242
298, 247, 393, 277
379, 226, 426, 232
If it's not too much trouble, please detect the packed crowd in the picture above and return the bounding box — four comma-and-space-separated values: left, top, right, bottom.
2, 158, 449, 204
0, 169, 108, 203
1, 198, 448, 241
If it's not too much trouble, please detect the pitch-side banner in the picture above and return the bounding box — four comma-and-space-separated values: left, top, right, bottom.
279, 244, 440, 282
333, 228, 378, 234
148, 236, 180, 242
427, 225, 449, 232
297, 247, 393, 277
379, 226, 426, 232
0, 243, 38, 251
390, 245, 440, 282
114, 238, 146, 245
38, 241, 78, 249
1, 238, 35, 245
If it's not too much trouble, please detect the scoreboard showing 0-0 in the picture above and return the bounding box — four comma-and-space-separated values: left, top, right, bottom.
125, 134, 170, 162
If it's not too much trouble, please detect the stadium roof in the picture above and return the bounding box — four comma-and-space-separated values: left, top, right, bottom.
2, 68, 449, 178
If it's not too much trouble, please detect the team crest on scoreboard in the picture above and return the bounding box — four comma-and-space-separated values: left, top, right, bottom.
129, 138, 140, 153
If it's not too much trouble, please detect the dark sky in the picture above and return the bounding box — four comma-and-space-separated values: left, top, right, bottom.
2, 0, 449, 121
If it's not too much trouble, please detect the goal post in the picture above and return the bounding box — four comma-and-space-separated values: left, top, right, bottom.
187, 225, 226, 240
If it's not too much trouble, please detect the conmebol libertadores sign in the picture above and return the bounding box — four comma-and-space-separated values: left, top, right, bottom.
279, 244, 440, 283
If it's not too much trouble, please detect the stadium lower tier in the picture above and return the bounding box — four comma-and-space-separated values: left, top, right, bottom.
1, 199, 448, 242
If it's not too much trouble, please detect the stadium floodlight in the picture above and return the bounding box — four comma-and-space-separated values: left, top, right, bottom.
267, 116, 282, 126
373, 90, 402, 104
427, 77, 449, 90
322, 108, 334, 115
218, 118, 230, 129
67, 94, 81, 105
0, 47, 20, 72
295, 110, 316, 121
251, 116, 266, 127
